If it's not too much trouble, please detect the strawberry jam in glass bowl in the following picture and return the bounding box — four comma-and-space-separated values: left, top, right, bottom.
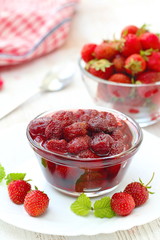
26, 108, 143, 197
79, 59, 160, 127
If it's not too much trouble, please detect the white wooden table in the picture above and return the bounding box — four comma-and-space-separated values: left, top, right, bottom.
0, 0, 160, 239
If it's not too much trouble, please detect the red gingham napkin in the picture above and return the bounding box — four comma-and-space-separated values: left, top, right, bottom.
0, 0, 79, 66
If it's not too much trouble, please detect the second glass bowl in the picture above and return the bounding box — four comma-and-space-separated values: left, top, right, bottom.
79, 59, 160, 127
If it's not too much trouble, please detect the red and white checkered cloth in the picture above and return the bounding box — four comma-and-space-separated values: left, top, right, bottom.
0, 0, 79, 66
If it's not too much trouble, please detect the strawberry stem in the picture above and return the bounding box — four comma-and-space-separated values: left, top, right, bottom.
146, 172, 155, 187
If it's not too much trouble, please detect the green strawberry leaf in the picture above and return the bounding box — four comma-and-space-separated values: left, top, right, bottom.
70, 193, 92, 216
5, 173, 26, 185
0, 164, 6, 183
93, 196, 115, 218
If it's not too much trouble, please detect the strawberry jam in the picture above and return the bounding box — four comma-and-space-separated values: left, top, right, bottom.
27, 109, 142, 197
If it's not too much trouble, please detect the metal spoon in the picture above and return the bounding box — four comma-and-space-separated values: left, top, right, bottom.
0, 62, 75, 120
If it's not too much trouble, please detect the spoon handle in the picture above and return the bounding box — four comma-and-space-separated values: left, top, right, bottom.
0, 89, 41, 120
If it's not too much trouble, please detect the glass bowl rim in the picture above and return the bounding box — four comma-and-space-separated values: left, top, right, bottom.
79, 58, 160, 87
26, 107, 143, 164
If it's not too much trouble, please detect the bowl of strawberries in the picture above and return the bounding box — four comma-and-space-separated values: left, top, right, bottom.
79, 24, 160, 127
26, 107, 143, 197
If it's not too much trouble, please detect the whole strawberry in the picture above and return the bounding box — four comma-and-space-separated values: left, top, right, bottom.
81, 43, 97, 62
111, 192, 135, 216
147, 52, 160, 72
24, 189, 49, 217
86, 59, 113, 80
125, 54, 146, 75
124, 173, 154, 207
140, 32, 160, 50
94, 41, 118, 60
121, 34, 142, 57
8, 180, 31, 204
121, 25, 139, 37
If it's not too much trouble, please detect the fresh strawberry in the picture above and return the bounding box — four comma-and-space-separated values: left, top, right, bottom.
94, 41, 118, 60
121, 34, 142, 57
8, 180, 31, 204
24, 189, 49, 217
147, 52, 160, 71
81, 43, 97, 62
124, 173, 154, 207
136, 71, 160, 83
111, 192, 135, 216
140, 32, 160, 50
125, 54, 146, 75
86, 59, 113, 80
121, 25, 139, 37
108, 73, 131, 84
112, 54, 126, 73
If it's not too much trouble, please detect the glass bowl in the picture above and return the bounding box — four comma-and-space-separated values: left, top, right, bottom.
26, 108, 143, 197
79, 59, 160, 127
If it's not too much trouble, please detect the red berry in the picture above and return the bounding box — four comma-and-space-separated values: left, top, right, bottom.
108, 73, 131, 84
94, 41, 118, 60
87, 59, 113, 80
121, 34, 142, 57
125, 54, 146, 75
90, 132, 114, 155
81, 43, 97, 62
111, 192, 135, 216
121, 25, 139, 37
112, 54, 126, 73
67, 135, 91, 154
124, 182, 148, 207
8, 180, 31, 205
24, 189, 49, 217
140, 32, 160, 50
88, 113, 117, 133
124, 173, 154, 207
147, 52, 160, 71
28, 117, 52, 137
45, 139, 67, 154
63, 122, 88, 141
136, 71, 160, 84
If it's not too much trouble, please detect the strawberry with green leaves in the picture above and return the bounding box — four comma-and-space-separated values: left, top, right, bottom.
8, 179, 31, 205
124, 173, 154, 207
0, 165, 32, 205
125, 54, 146, 75
86, 59, 113, 80
121, 25, 139, 37
24, 189, 49, 217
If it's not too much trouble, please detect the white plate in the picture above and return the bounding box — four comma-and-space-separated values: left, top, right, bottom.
0, 124, 160, 236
